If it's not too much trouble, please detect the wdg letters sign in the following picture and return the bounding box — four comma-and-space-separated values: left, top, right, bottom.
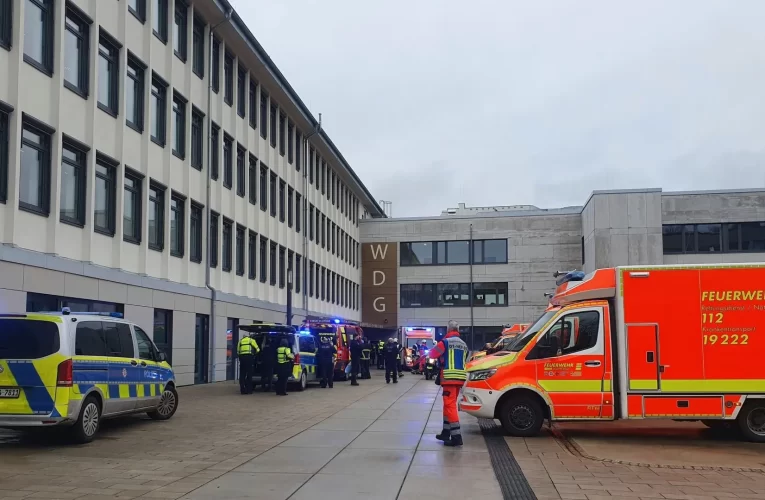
361, 242, 398, 328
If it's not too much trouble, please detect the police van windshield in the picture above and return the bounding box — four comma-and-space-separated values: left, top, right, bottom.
507, 310, 557, 352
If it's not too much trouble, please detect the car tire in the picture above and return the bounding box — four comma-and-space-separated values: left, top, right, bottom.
737, 401, 765, 443
295, 371, 307, 392
71, 396, 101, 444
498, 396, 545, 437
148, 385, 179, 421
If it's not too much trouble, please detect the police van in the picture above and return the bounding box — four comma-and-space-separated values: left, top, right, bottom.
239, 324, 319, 390
0, 309, 178, 443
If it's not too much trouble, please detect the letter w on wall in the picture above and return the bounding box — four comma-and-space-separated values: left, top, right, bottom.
370, 244, 389, 260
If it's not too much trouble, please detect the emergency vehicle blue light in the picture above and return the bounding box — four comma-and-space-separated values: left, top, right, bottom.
555, 270, 586, 287
299, 329, 310, 335
109, 312, 124, 318
333, 319, 340, 324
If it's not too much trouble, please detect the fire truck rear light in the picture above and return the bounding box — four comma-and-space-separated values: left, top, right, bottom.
629, 272, 650, 278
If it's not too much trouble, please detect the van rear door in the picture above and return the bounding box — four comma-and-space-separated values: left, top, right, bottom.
0, 317, 62, 416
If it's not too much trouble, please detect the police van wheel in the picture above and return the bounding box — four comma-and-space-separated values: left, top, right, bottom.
296, 371, 307, 392
499, 396, 544, 437
737, 401, 765, 443
148, 386, 179, 421
72, 396, 101, 444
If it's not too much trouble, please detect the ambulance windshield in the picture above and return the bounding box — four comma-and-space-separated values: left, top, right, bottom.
507, 310, 557, 352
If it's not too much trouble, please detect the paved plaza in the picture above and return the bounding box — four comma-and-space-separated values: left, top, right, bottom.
0, 373, 763, 499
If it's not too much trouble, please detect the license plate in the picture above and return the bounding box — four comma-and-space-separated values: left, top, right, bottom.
0, 388, 20, 398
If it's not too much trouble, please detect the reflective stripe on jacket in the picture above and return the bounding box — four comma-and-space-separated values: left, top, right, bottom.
361, 348, 371, 360
237, 337, 260, 356
276, 346, 294, 364
441, 337, 468, 382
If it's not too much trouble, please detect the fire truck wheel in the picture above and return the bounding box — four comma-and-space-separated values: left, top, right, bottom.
737, 402, 765, 443
499, 396, 544, 437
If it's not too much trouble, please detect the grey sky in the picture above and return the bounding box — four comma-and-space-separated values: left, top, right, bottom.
230, 0, 765, 217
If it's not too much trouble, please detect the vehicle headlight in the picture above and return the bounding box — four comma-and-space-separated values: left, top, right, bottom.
406, 356, 412, 363
468, 369, 497, 381
427, 359, 435, 365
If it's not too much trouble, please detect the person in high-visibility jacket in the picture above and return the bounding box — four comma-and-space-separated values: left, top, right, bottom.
429, 320, 468, 446
275, 338, 294, 396
377, 340, 386, 369
360, 334, 372, 380
237, 334, 260, 394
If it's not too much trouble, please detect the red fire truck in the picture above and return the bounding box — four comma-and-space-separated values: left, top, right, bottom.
301, 318, 361, 380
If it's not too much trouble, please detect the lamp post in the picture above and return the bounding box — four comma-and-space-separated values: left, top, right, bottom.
286, 265, 294, 327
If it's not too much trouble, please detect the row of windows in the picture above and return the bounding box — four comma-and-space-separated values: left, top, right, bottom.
400, 239, 508, 266
662, 222, 765, 254
400, 282, 509, 308
307, 203, 361, 268
306, 261, 360, 310
4, 0, 363, 227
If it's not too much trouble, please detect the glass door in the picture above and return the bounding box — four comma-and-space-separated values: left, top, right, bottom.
194, 314, 209, 384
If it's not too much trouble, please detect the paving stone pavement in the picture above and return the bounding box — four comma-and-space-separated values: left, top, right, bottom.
0, 373, 501, 500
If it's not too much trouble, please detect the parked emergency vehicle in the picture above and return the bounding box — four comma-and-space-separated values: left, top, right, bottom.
462, 264, 765, 442
301, 318, 360, 380
469, 324, 531, 362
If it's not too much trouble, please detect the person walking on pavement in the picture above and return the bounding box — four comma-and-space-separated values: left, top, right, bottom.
237, 333, 260, 394
377, 340, 386, 369
384, 338, 399, 384
349, 334, 363, 386
260, 336, 276, 392
360, 334, 372, 379
275, 338, 294, 396
429, 320, 469, 447
317, 335, 337, 388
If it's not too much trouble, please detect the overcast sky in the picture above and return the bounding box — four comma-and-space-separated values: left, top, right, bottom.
230, 0, 765, 217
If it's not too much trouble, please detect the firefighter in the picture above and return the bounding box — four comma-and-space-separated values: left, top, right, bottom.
237, 333, 260, 394
275, 338, 294, 396
349, 334, 363, 386
360, 333, 372, 379
377, 340, 386, 369
317, 335, 336, 388
260, 336, 276, 392
429, 320, 468, 446
384, 338, 399, 384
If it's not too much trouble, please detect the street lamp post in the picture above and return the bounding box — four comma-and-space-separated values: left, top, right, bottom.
286, 265, 294, 327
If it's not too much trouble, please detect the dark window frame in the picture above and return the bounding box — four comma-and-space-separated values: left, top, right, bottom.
0, 0, 11, 50
295, 192, 302, 233
248, 155, 257, 205
269, 171, 277, 218
169, 192, 185, 258
249, 79, 257, 129
190, 201, 203, 263
23, 0, 55, 75
192, 15, 204, 78
209, 211, 219, 267
287, 120, 294, 164
222, 133, 233, 189
260, 92, 268, 140
259, 164, 267, 212
153, 309, 172, 364
211, 36, 220, 93
150, 73, 168, 146
93, 154, 117, 237
278, 245, 286, 289
148, 180, 166, 251
663, 222, 765, 254
223, 50, 234, 106
210, 122, 219, 179
259, 236, 268, 283
190, 106, 204, 170
279, 112, 286, 156
128, 0, 146, 23
126, 53, 146, 132
295, 254, 302, 294
235, 224, 245, 276
269, 241, 277, 286
237, 65, 246, 118
248, 230, 257, 280
63, 3, 91, 98
152, 0, 168, 43
278, 179, 286, 223
19, 115, 53, 216
269, 103, 277, 148
236, 143, 245, 197
173, 0, 187, 62
171, 91, 187, 159
0, 109, 9, 203
123, 168, 143, 244
222, 217, 233, 272
59, 137, 88, 227
97, 30, 121, 117
287, 186, 293, 227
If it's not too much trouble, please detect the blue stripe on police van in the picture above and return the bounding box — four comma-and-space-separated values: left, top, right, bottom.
144, 384, 152, 396
128, 385, 137, 398
155, 383, 161, 395
108, 385, 120, 399
7, 361, 54, 414
78, 384, 94, 394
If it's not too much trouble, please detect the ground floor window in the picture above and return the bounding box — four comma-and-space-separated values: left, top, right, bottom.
226, 317, 239, 381
153, 309, 173, 364
195, 313, 209, 384
27, 292, 123, 314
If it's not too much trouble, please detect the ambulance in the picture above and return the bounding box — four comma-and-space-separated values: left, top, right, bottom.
469, 324, 531, 362
461, 264, 765, 442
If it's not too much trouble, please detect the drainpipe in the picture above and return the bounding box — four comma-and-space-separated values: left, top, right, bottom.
205, 7, 233, 383
469, 223, 474, 351
301, 115, 322, 320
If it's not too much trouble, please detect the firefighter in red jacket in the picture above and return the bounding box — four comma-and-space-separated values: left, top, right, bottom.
429, 320, 468, 447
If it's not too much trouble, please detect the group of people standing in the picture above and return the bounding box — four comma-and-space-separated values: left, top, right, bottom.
236, 335, 294, 396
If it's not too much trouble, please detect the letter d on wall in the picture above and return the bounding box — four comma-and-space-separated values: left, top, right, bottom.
373, 270, 386, 286
373, 297, 386, 312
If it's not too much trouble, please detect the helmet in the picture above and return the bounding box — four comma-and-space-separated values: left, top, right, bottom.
320, 335, 330, 343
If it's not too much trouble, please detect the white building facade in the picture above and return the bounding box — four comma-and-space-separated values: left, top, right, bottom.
0, 0, 384, 385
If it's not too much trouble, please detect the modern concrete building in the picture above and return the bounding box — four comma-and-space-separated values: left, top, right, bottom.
0, 0, 384, 385
360, 188, 765, 349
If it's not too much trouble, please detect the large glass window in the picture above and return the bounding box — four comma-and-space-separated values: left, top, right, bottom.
741, 222, 765, 251
97, 31, 120, 116
153, 309, 172, 363
269, 172, 277, 217
94, 156, 116, 235
279, 179, 286, 222
401, 239, 506, 265
473, 239, 508, 264
152, 0, 168, 42
190, 107, 203, 169
209, 212, 218, 267
223, 134, 233, 189
249, 80, 257, 129
60, 140, 87, 226
401, 242, 433, 265
210, 123, 219, 179
222, 218, 232, 272
123, 170, 142, 244
663, 222, 765, 254
170, 193, 184, 257
211, 37, 220, 92
64, 5, 90, 97
126, 55, 145, 131
248, 230, 256, 280
236, 224, 245, 276
173, 0, 187, 61
437, 283, 471, 307
472, 282, 508, 306
400, 283, 507, 308
24, 0, 54, 74
400, 284, 435, 308
192, 16, 204, 78
259, 236, 267, 283
269, 103, 277, 148
128, 0, 146, 23
150, 74, 167, 145
0, 110, 9, 203
148, 182, 165, 251
172, 92, 186, 158
236, 144, 245, 197
269, 241, 277, 286
260, 92, 268, 140
237, 66, 246, 117
20, 119, 51, 215
248, 155, 257, 205
190, 202, 202, 263
259, 164, 268, 211
223, 50, 233, 105
0, 0, 13, 49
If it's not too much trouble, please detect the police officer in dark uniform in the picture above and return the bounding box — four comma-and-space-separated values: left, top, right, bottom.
377, 340, 386, 369
360, 334, 372, 380
384, 338, 399, 384
317, 335, 337, 388
260, 336, 276, 392
396, 340, 405, 378
349, 334, 362, 386
275, 338, 294, 396
237, 334, 260, 394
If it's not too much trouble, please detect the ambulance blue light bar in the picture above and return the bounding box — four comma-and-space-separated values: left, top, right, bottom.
554, 271, 586, 287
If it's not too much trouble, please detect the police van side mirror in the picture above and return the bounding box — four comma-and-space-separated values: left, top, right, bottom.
157, 352, 167, 363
